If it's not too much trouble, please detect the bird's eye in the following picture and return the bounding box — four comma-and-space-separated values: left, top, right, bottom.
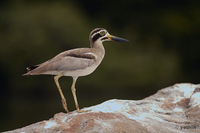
100, 31, 106, 36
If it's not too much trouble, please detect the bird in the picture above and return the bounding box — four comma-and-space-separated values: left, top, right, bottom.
23, 28, 128, 113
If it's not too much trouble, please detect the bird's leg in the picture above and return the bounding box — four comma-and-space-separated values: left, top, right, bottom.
71, 77, 80, 112
71, 77, 91, 113
54, 73, 69, 113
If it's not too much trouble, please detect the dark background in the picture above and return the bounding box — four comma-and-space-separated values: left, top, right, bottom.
0, 0, 199, 131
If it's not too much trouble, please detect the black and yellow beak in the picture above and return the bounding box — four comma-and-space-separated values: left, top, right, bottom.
106, 35, 128, 42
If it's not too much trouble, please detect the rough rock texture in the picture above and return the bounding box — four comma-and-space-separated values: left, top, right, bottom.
4, 83, 200, 133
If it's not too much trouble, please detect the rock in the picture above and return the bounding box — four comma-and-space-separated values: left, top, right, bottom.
3, 83, 200, 133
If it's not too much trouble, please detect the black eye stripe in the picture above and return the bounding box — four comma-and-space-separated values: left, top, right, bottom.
91, 29, 108, 36
91, 29, 102, 37
92, 33, 101, 43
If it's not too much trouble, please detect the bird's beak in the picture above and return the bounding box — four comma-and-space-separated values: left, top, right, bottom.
106, 35, 128, 42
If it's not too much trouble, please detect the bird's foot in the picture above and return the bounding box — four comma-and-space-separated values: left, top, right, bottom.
77, 109, 92, 113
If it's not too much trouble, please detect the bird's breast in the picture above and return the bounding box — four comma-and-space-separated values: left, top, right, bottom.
63, 58, 103, 77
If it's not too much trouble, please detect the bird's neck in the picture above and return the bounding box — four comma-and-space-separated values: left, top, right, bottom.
90, 41, 105, 59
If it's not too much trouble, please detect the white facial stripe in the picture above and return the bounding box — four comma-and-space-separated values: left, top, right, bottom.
91, 30, 108, 39
105, 32, 110, 36
91, 33, 97, 39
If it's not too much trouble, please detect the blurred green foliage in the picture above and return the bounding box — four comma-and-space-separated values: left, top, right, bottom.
0, 0, 200, 131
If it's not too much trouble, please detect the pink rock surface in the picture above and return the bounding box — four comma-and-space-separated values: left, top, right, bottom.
4, 83, 200, 133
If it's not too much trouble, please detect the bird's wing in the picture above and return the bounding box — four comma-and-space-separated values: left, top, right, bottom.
26, 48, 97, 74
47, 51, 96, 71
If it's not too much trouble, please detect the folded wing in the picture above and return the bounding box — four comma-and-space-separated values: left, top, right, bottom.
24, 48, 97, 75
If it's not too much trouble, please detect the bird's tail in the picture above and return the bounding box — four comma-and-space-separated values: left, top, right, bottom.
23, 65, 39, 76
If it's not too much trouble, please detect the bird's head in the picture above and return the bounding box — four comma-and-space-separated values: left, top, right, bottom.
89, 28, 128, 47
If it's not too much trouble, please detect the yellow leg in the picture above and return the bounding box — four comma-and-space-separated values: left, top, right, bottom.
71, 77, 81, 112
54, 73, 69, 113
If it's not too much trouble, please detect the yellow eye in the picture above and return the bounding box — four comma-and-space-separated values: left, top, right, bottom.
100, 31, 106, 36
